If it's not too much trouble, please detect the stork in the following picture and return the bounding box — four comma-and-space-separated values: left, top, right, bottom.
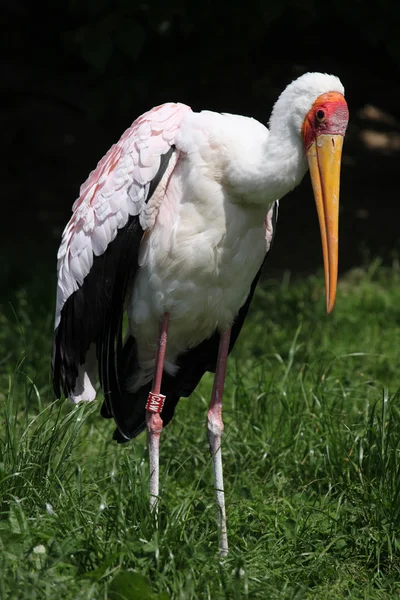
52, 72, 349, 556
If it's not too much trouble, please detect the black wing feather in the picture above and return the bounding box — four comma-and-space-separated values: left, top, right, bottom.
52, 215, 143, 397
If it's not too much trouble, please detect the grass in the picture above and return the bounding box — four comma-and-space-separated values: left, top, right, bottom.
2, 261, 400, 598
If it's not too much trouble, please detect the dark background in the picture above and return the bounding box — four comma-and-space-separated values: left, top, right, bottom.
3, 0, 400, 302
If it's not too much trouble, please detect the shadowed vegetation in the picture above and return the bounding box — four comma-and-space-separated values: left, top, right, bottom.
1, 264, 400, 598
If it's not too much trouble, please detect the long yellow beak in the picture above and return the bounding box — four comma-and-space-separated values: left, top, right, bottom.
307, 134, 344, 313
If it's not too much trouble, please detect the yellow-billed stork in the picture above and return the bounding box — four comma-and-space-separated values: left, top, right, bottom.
52, 72, 349, 555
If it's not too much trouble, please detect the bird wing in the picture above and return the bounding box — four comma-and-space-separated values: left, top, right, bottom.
52, 102, 192, 407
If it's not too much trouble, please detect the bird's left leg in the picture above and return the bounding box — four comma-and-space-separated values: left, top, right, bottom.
146, 312, 169, 514
207, 328, 231, 557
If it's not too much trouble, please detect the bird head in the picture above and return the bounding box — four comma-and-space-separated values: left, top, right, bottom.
302, 86, 348, 313
271, 73, 349, 313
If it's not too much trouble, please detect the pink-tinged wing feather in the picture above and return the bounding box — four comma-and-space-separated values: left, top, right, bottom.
55, 102, 192, 329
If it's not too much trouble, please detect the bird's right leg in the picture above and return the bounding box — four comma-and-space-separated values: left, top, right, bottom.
146, 312, 169, 514
207, 328, 231, 557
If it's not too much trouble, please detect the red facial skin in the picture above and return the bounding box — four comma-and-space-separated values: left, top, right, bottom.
302, 92, 349, 152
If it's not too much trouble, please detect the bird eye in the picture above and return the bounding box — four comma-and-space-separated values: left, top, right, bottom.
316, 109, 325, 121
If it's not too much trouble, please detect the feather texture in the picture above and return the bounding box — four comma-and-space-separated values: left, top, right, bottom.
52, 103, 191, 403
55, 103, 191, 330
52, 71, 346, 443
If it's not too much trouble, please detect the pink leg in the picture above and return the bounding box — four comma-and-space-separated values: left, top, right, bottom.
146, 313, 169, 513
207, 328, 231, 557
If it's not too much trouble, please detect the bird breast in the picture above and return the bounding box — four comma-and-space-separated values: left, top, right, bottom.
129, 144, 269, 377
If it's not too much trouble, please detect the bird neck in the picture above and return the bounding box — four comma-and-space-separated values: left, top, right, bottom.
227, 120, 308, 208
259, 124, 308, 204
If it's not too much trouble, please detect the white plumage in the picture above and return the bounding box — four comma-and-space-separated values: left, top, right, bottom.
55, 73, 345, 401
52, 72, 348, 556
